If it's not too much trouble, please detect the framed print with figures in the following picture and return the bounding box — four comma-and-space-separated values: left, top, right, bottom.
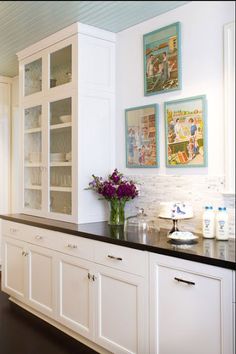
164, 95, 207, 167
125, 104, 159, 168
143, 22, 181, 96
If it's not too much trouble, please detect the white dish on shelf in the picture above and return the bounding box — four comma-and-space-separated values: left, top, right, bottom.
59, 115, 71, 123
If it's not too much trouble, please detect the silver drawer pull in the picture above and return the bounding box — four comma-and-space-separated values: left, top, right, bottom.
107, 254, 123, 261
35, 235, 43, 240
10, 228, 18, 233
67, 243, 77, 249
174, 277, 195, 286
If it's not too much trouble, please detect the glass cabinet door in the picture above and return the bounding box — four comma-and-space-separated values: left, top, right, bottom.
24, 105, 42, 210
49, 97, 72, 215
24, 58, 42, 96
50, 45, 72, 88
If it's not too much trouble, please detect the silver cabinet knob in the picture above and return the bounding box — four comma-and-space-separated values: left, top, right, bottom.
35, 235, 43, 240
10, 228, 18, 233
66, 243, 77, 249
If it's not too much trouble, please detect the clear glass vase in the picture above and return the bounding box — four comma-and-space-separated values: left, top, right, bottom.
108, 199, 126, 226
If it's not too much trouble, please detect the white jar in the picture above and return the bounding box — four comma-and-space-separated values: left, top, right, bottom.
215, 207, 229, 240
202, 206, 215, 238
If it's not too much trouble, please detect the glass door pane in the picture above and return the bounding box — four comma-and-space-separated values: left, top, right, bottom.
50, 45, 72, 88
24, 105, 42, 210
49, 97, 72, 215
24, 58, 42, 96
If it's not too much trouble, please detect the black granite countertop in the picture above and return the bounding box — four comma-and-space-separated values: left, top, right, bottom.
1, 214, 235, 270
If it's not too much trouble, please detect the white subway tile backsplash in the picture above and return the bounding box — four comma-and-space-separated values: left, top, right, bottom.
126, 175, 235, 238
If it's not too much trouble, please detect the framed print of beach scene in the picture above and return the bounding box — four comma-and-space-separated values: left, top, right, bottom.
143, 22, 181, 96
164, 95, 207, 167
125, 104, 159, 168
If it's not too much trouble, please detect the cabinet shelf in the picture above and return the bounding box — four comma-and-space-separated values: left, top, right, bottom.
50, 187, 72, 192
50, 122, 72, 130
25, 127, 42, 134
24, 163, 42, 167
50, 162, 72, 167
24, 185, 42, 190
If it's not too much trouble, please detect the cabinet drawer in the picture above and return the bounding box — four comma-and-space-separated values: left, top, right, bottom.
53, 232, 94, 261
94, 241, 146, 276
2, 221, 30, 242
2, 221, 94, 261
25, 227, 94, 261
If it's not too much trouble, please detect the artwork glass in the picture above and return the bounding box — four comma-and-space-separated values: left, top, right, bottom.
143, 22, 181, 95
165, 95, 207, 167
125, 105, 159, 168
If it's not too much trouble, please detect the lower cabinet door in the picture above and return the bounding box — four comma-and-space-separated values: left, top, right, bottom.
150, 253, 234, 354
2, 237, 26, 300
94, 264, 148, 354
27, 244, 56, 318
56, 254, 94, 340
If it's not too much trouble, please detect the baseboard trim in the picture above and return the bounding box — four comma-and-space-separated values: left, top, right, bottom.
9, 297, 111, 354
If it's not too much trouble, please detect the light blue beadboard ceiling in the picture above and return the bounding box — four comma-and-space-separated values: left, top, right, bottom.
0, 1, 190, 77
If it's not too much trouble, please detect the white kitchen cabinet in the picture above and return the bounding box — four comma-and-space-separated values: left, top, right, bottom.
17, 23, 115, 223
56, 242, 148, 354
94, 263, 148, 354
2, 220, 234, 354
2, 235, 56, 319
27, 243, 56, 318
56, 253, 94, 340
2, 236, 26, 300
233, 271, 235, 354
1, 220, 148, 354
149, 253, 234, 354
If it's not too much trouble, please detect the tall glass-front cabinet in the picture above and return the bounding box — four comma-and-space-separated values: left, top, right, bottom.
18, 23, 115, 223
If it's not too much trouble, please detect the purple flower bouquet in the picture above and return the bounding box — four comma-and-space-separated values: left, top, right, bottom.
87, 169, 139, 225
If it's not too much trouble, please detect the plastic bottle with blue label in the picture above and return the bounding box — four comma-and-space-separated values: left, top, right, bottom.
202, 206, 215, 238
215, 207, 229, 240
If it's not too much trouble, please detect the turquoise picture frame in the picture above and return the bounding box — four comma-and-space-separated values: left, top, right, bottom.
125, 104, 159, 168
143, 22, 181, 96
164, 95, 208, 168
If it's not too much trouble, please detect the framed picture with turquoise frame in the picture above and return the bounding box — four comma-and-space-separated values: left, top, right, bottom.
143, 22, 181, 96
125, 104, 159, 168
164, 95, 208, 168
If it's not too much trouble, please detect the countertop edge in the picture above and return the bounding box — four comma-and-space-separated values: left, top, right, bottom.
1, 215, 235, 271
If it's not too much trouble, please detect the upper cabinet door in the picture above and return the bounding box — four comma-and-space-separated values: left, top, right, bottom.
49, 96, 72, 216
24, 57, 42, 97
49, 45, 72, 89
21, 36, 76, 101
46, 36, 77, 96
23, 104, 43, 212
20, 51, 45, 102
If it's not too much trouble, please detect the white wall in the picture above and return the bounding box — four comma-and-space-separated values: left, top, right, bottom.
115, 1, 235, 236
0, 77, 11, 265
116, 1, 235, 176
0, 80, 11, 214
